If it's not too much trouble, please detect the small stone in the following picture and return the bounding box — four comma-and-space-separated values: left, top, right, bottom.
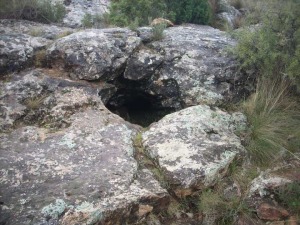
138, 204, 153, 218
150, 18, 174, 27
257, 203, 289, 221
286, 216, 299, 225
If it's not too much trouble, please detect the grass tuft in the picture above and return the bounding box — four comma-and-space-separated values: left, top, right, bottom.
242, 78, 300, 165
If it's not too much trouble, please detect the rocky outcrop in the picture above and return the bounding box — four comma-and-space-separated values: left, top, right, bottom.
144, 25, 244, 107
216, 0, 243, 29
46, 28, 141, 81
0, 69, 118, 131
0, 19, 74, 40
0, 34, 50, 75
44, 24, 251, 111
0, 71, 168, 225
142, 105, 246, 197
61, 0, 110, 28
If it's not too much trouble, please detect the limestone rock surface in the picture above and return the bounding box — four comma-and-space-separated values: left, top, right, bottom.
0, 71, 169, 225
0, 19, 74, 40
0, 34, 50, 75
47, 28, 141, 81
142, 105, 246, 197
62, 0, 110, 28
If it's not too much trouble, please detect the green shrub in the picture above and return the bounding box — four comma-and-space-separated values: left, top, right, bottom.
165, 0, 212, 25
242, 78, 300, 164
109, 0, 167, 27
0, 0, 66, 23
233, 0, 300, 89
108, 0, 212, 27
81, 13, 93, 28
151, 23, 166, 41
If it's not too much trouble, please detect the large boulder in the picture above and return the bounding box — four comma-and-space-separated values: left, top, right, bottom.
142, 24, 247, 107
0, 71, 169, 225
106, 25, 251, 115
0, 34, 50, 75
142, 105, 246, 197
46, 28, 141, 81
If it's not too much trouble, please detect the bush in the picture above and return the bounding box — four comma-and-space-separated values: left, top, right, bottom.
234, 0, 300, 89
151, 23, 166, 41
0, 0, 66, 23
108, 0, 167, 27
242, 78, 300, 164
165, 0, 212, 25
108, 0, 212, 26
81, 13, 93, 28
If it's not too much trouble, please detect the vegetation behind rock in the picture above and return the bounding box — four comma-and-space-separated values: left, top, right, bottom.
108, 0, 212, 26
0, 0, 66, 23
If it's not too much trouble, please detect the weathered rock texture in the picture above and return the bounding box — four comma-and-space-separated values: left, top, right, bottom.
47, 28, 141, 81
144, 25, 245, 107
0, 71, 168, 225
61, 0, 110, 28
142, 105, 246, 197
0, 19, 74, 40
0, 34, 50, 75
216, 0, 243, 29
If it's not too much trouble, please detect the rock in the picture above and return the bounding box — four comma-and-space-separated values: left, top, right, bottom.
46, 28, 141, 81
0, 19, 74, 40
0, 34, 50, 75
0, 69, 117, 132
124, 48, 164, 81
108, 25, 251, 114
257, 203, 289, 221
249, 172, 292, 199
137, 27, 154, 43
150, 18, 174, 27
0, 71, 169, 224
62, 0, 110, 28
142, 105, 245, 197
286, 216, 299, 225
216, 0, 243, 29
146, 24, 249, 107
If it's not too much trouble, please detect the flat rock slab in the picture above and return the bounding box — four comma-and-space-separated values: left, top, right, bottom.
0, 19, 75, 40
46, 28, 141, 81
142, 105, 245, 197
0, 73, 168, 224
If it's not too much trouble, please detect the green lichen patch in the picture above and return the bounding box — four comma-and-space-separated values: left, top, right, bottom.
41, 199, 67, 219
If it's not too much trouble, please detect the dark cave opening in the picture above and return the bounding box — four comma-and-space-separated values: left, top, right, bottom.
106, 90, 175, 127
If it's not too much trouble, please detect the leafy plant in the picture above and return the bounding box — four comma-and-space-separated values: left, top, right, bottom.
233, 0, 300, 89
242, 78, 300, 164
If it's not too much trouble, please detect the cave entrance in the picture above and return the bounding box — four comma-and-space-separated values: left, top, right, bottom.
106, 91, 174, 127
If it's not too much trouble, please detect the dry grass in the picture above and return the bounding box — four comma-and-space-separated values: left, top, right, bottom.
242, 78, 300, 164
34, 49, 47, 67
